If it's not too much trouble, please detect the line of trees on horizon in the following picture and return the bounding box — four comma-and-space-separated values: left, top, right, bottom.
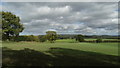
3, 34, 119, 43
1, 11, 119, 43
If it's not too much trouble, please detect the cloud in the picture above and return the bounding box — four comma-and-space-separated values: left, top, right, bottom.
2, 0, 119, 2
2, 2, 118, 35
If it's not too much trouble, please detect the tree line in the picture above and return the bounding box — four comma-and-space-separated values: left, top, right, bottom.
2, 34, 119, 43
1, 11, 119, 43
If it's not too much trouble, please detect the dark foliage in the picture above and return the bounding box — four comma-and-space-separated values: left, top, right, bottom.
14, 35, 39, 42
75, 35, 85, 42
38, 35, 47, 42
1, 11, 24, 41
46, 31, 57, 43
96, 39, 102, 43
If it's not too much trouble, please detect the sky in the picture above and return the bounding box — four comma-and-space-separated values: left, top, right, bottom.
1, 2, 119, 35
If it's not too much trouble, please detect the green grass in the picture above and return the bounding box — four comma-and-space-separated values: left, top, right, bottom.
2, 40, 119, 66
2, 41, 118, 56
56, 39, 77, 43
3, 47, 119, 66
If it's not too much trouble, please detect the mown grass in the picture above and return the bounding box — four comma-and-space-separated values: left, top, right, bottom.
84, 39, 119, 41
2, 40, 118, 56
2, 39, 119, 67
2, 47, 119, 67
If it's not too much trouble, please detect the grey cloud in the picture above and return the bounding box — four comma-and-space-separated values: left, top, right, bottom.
2, 2, 118, 35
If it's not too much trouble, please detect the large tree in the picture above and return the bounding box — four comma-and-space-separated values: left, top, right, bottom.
46, 31, 57, 43
1, 11, 24, 41
0, 12, 2, 40
75, 34, 85, 42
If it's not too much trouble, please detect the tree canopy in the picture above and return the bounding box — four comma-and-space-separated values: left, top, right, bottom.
1, 11, 24, 41
75, 34, 85, 42
46, 31, 57, 43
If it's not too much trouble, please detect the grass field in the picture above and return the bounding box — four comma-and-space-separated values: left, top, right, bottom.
2, 41, 118, 56
56, 39, 119, 42
2, 39, 119, 66
85, 39, 119, 41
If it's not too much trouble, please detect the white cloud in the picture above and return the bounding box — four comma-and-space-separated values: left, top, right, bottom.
2, 2, 118, 35
33, 6, 72, 15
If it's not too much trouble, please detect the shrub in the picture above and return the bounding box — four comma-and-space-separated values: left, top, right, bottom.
14, 35, 39, 42
38, 35, 46, 42
34, 36, 39, 42
96, 39, 102, 43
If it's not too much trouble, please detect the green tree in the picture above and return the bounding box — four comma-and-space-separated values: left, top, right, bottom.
96, 38, 102, 43
75, 34, 85, 42
46, 31, 57, 43
1, 11, 24, 41
0, 12, 2, 40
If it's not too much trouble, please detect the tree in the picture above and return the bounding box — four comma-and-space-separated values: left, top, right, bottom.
96, 38, 102, 43
75, 34, 85, 42
46, 31, 57, 43
1, 11, 24, 41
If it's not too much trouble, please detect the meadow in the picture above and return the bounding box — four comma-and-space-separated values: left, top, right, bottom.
2, 39, 119, 66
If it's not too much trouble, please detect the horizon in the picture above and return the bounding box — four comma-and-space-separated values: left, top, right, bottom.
19, 33, 119, 36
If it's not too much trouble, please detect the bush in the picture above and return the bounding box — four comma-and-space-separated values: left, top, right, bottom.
96, 39, 102, 43
34, 36, 40, 42
14, 35, 39, 42
38, 35, 46, 42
